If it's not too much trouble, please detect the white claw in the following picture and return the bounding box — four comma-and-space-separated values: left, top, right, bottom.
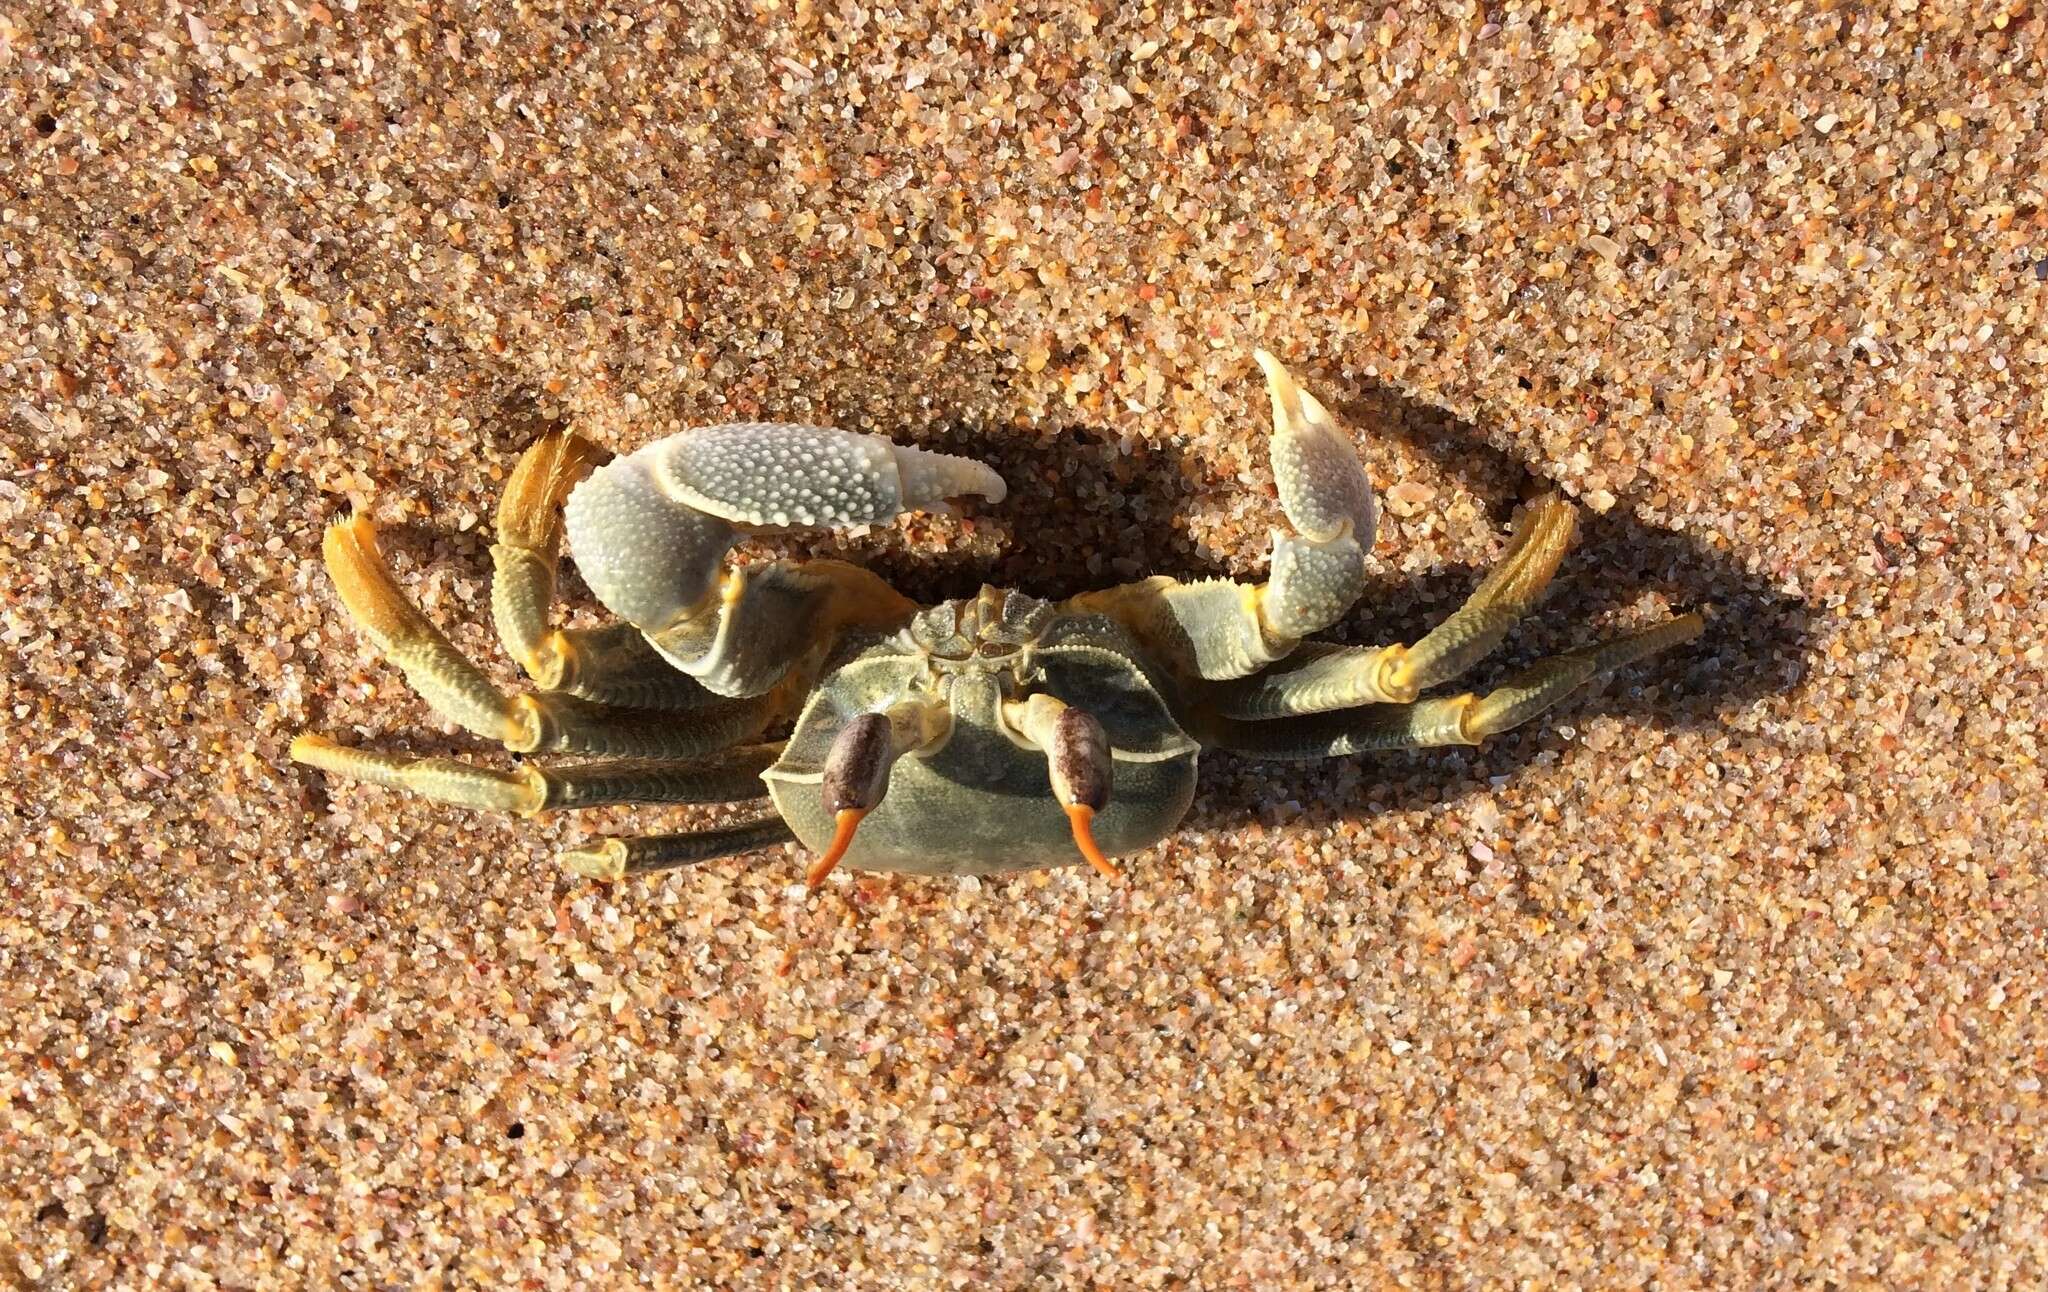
564, 451, 738, 632
1247, 350, 1378, 642
891, 440, 1007, 511
563, 422, 1006, 635
1253, 349, 1376, 550
651, 423, 1003, 529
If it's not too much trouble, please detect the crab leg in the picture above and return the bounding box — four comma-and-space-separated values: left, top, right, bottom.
321, 512, 533, 745
1203, 495, 1581, 718
561, 816, 798, 880
1205, 614, 1702, 758
1065, 351, 1375, 680
289, 735, 782, 813
563, 422, 1004, 697
489, 430, 721, 710
317, 512, 786, 757
524, 622, 734, 711
490, 428, 605, 675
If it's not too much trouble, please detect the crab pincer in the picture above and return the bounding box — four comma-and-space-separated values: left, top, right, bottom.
1253, 348, 1378, 640
563, 424, 1005, 696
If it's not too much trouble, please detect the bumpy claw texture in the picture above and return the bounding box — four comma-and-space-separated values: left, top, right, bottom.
563, 423, 1003, 636
1253, 350, 1377, 642
563, 450, 739, 633
563, 423, 993, 699
1256, 350, 1376, 546
653, 423, 1005, 528
1067, 353, 1381, 682
1263, 531, 1367, 640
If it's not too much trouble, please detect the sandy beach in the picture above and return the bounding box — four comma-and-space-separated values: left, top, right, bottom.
5, 0, 2044, 1284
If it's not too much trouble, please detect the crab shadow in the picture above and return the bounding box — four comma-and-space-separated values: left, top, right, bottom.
1228, 381, 1809, 831
841, 383, 1811, 835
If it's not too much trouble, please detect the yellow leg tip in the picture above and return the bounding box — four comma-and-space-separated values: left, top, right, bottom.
499, 431, 607, 548
324, 508, 381, 555
524, 630, 575, 692
1375, 643, 1419, 703
321, 512, 419, 643
562, 840, 629, 882
1500, 495, 1578, 582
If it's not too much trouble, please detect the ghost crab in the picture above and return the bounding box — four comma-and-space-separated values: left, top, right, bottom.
293, 352, 1700, 885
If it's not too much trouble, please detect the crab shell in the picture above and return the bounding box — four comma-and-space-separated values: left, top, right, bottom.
762, 588, 1199, 875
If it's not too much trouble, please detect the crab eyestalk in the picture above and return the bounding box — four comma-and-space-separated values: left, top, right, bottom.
807, 700, 948, 888
1003, 694, 1119, 880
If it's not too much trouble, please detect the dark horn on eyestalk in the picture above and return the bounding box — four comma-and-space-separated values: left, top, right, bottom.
1004, 695, 1120, 880
1048, 707, 1112, 813
809, 714, 893, 889
1050, 705, 1118, 880
807, 701, 947, 889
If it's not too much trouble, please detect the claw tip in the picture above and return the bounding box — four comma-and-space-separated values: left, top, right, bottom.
1252, 348, 1289, 385
562, 840, 629, 882
1254, 349, 1316, 437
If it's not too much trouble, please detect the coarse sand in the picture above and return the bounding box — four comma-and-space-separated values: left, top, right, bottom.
4, 1, 2045, 1286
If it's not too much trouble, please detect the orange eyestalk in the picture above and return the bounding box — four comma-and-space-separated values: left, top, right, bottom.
806, 807, 869, 888
1005, 695, 1119, 880
1064, 805, 1119, 881
806, 701, 947, 889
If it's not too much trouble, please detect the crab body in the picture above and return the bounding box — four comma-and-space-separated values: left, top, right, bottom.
764, 588, 1198, 875
293, 352, 1700, 885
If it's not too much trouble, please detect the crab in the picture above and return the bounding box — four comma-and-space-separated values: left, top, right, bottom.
292, 352, 1700, 885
